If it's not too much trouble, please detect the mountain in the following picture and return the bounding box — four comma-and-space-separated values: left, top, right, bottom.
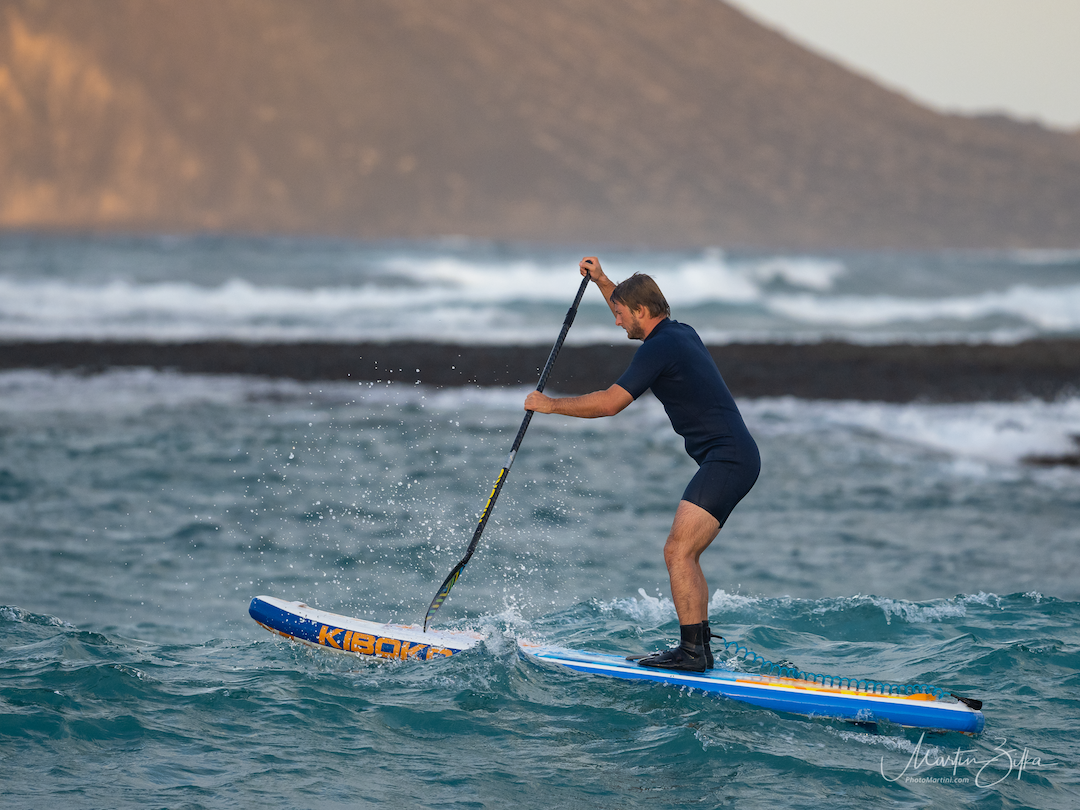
2, 0, 1079, 249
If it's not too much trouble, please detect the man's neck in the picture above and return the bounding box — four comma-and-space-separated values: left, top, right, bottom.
639, 315, 668, 340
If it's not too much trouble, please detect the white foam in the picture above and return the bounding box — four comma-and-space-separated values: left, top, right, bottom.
388, 250, 845, 305
744, 256, 847, 292
7, 369, 1075, 470
866, 596, 971, 625
815, 592, 1008, 625
608, 251, 846, 306
0, 368, 356, 415
744, 397, 1080, 467
810, 594, 995, 625
766, 283, 1080, 331
597, 588, 677, 626
647, 253, 765, 305
824, 725, 936, 756
0, 368, 639, 422
0, 605, 74, 627
0, 275, 568, 342
1008, 248, 1080, 266
0, 276, 642, 345
596, 587, 764, 628
0, 249, 851, 343
708, 588, 764, 613
380, 256, 578, 303
3, 243, 1078, 344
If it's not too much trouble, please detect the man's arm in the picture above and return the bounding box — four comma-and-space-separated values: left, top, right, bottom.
581, 257, 618, 317
525, 385, 633, 419
524, 256, 630, 419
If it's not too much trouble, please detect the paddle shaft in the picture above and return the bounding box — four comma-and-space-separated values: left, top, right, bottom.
424, 273, 592, 630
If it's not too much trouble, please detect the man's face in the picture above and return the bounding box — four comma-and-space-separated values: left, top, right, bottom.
613, 301, 647, 340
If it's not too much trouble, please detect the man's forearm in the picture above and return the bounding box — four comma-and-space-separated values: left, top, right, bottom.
528, 385, 632, 418
549, 391, 618, 418
580, 257, 617, 316
593, 274, 617, 316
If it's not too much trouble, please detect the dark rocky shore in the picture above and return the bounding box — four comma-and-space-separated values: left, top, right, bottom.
2, 339, 1077, 403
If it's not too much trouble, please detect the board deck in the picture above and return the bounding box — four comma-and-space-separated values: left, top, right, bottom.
249, 595, 984, 734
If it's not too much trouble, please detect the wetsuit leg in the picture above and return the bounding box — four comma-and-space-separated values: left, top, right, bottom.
681, 450, 760, 527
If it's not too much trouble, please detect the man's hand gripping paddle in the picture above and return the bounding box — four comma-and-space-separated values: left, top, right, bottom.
423, 272, 592, 631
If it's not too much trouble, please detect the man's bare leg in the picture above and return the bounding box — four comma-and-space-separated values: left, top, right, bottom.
636, 500, 721, 671
663, 499, 721, 625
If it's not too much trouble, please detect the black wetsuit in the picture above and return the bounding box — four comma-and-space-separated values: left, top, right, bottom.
616, 318, 759, 525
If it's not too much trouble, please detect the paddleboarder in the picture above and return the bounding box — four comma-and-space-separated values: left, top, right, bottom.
525, 257, 760, 672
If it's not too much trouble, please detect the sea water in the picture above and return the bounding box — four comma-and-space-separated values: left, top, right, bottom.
3, 234, 1080, 345
1, 236, 1079, 808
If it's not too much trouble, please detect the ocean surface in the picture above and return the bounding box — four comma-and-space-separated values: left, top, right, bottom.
2, 235, 1079, 808
3, 234, 1080, 345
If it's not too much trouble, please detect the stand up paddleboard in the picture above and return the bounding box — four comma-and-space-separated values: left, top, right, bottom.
249, 595, 984, 734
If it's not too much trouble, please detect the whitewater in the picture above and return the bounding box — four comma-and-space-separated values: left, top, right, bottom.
2, 234, 1080, 344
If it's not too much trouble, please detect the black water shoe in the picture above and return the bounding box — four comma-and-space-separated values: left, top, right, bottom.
635, 623, 709, 673
702, 620, 720, 670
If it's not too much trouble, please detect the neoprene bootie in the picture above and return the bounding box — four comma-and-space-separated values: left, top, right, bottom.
636, 623, 708, 672
702, 620, 718, 670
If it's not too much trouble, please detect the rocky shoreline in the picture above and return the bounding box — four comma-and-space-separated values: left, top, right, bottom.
2, 339, 1077, 403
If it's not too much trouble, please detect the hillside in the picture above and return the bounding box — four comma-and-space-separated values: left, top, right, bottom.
2, 0, 1079, 249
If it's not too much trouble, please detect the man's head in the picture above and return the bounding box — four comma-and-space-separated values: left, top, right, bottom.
610, 274, 670, 340
610, 274, 670, 320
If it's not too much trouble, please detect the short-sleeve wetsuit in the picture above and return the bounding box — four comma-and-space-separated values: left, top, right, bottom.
616, 318, 760, 526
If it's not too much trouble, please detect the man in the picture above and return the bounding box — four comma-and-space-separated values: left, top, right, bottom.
524, 257, 759, 672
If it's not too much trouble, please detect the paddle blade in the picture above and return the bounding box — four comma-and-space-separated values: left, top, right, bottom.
424, 562, 465, 631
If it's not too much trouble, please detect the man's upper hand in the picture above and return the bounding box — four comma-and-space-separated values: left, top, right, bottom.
580, 256, 604, 282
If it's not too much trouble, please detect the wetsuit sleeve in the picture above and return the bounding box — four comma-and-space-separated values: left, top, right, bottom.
615, 341, 668, 400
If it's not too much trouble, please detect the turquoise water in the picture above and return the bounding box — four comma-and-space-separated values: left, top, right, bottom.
2, 370, 1079, 808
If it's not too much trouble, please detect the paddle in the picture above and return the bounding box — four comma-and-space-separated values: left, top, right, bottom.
423, 272, 592, 630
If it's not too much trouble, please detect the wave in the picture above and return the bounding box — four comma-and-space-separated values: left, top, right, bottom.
381, 249, 848, 303
767, 283, 1080, 331
4, 591, 1074, 808
6, 239, 1078, 344
0, 604, 74, 628
0, 252, 845, 343
594, 589, 1052, 627
4, 274, 1078, 344
744, 397, 1080, 468
3, 369, 1078, 468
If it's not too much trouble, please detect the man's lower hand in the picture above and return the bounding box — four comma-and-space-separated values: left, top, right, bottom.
525, 390, 554, 413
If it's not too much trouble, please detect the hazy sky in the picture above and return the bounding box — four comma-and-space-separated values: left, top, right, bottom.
727, 0, 1080, 130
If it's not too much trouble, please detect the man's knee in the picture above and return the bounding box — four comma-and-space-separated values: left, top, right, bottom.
664, 534, 699, 568
667, 503, 720, 558
663, 538, 679, 568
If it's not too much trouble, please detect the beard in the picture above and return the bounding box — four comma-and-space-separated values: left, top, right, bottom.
623, 312, 646, 340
